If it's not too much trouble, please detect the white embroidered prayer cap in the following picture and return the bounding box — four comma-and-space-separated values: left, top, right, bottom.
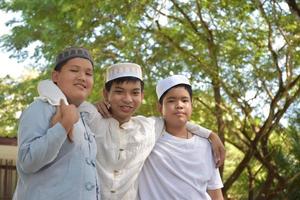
106, 63, 143, 82
156, 75, 191, 100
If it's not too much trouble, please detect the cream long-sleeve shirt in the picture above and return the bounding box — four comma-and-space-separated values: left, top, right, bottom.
79, 102, 211, 200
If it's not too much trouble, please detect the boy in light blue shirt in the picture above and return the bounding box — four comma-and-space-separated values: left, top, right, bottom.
13, 47, 100, 200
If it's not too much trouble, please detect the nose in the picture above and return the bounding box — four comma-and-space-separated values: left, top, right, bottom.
77, 70, 86, 81
123, 93, 133, 103
176, 101, 184, 109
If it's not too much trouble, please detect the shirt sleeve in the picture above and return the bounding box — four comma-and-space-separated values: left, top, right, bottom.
17, 100, 67, 174
207, 168, 224, 190
78, 101, 103, 134
186, 122, 211, 138
151, 116, 165, 141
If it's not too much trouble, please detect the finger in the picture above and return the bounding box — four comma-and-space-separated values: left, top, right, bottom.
60, 99, 66, 105
104, 100, 111, 109
212, 144, 220, 168
51, 106, 61, 126
214, 150, 220, 168
67, 127, 73, 142
100, 103, 111, 117
218, 148, 225, 167
95, 102, 101, 112
98, 103, 111, 118
60, 99, 66, 110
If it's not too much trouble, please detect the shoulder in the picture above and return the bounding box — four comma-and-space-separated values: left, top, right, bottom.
194, 135, 212, 150
22, 99, 55, 117
78, 101, 98, 114
133, 115, 163, 124
19, 99, 55, 126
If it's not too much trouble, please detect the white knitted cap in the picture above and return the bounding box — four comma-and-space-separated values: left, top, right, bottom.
106, 63, 142, 82
156, 75, 191, 100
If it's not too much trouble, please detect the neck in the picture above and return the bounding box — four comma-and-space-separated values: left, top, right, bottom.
113, 115, 131, 126
165, 124, 190, 139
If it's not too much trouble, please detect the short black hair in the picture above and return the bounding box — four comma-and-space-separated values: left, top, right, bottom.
105, 76, 144, 92
159, 84, 192, 104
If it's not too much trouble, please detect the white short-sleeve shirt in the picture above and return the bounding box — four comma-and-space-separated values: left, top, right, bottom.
138, 131, 223, 200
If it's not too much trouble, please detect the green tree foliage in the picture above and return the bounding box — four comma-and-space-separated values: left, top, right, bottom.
1, 0, 300, 199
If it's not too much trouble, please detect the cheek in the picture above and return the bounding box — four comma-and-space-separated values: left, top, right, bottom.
87, 78, 94, 89
161, 104, 171, 116
133, 96, 142, 105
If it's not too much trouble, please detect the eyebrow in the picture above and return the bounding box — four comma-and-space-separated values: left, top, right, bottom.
113, 86, 141, 91
166, 96, 189, 100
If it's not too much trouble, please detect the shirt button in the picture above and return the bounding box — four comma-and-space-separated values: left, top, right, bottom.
85, 182, 95, 191
119, 148, 124, 151
85, 158, 91, 165
110, 190, 116, 193
113, 170, 120, 177
88, 135, 93, 143
84, 133, 89, 141
91, 159, 96, 167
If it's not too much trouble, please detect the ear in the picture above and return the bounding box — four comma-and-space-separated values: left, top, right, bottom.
103, 88, 109, 101
51, 70, 59, 83
141, 91, 145, 101
157, 102, 163, 114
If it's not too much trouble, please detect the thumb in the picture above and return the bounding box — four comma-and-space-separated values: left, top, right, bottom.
60, 99, 66, 106
60, 99, 66, 110
51, 105, 61, 126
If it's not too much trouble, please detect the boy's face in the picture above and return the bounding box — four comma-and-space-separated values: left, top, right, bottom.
52, 57, 94, 106
159, 86, 192, 127
103, 80, 144, 124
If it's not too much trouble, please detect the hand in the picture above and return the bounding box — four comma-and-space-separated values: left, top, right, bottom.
51, 99, 79, 142
209, 132, 226, 168
95, 100, 111, 118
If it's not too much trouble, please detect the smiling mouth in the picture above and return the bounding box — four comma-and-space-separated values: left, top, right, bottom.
74, 83, 86, 89
120, 105, 133, 112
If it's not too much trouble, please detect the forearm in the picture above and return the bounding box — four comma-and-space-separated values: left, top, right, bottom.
186, 122, 211, 138
207, 189, 223, 200
18, 123, 67, 173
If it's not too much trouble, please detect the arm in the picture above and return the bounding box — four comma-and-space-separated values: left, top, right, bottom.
208, 132, 225, 167
186, 123, 225, 167
78, 101, 104, 133
17, 101, 68, 174
207, 189, 224, 200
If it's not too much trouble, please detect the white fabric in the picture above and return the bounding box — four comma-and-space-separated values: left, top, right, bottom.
79, 102, 212, 200
37, 80, 68, 105
79, 102, 164, 200
106, 63, 142, 82
36, 79, 213, 200
156, 75, 190, 100
138, 131, 223, 200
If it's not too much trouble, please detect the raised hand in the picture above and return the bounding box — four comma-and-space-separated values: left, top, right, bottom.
51, 99, 79, 142
94, 100, 111, 118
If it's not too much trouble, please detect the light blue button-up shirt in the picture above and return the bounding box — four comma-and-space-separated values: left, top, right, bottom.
13, 99, 100, 200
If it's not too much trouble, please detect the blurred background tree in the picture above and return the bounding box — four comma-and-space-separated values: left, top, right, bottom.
0, 0, 299, 199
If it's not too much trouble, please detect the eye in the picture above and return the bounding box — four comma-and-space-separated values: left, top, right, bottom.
132, 91, 140, 96
86, 72, 93, 76
114, 90, 123, 94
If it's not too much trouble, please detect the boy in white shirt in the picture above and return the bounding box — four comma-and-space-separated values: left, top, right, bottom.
138, 75, 224, 200
39, 63, 225, 200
